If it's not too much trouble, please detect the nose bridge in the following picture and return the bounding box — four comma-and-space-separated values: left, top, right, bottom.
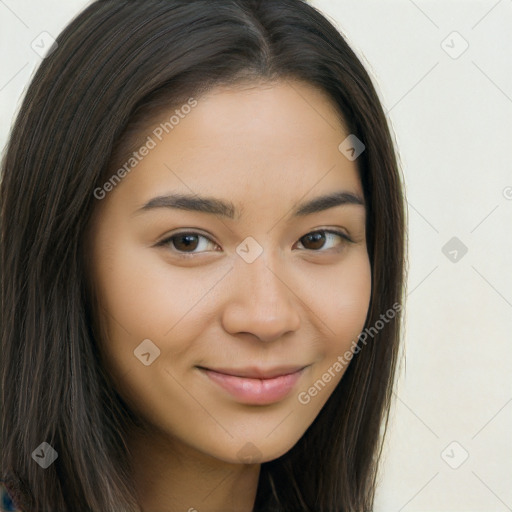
221, 245, 301, 341
245, 251, 287, 309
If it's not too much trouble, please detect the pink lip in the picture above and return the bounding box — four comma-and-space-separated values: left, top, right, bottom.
199, 366, 307, 405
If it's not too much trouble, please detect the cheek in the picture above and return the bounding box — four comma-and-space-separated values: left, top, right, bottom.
319, 250, 372, 346
92, 233, 224, 338
90, 231, 234, 393
309, 251, 372, 376
294, 253, 371, 412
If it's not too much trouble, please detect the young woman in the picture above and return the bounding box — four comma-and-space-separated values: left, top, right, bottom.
0, 0, 407, 510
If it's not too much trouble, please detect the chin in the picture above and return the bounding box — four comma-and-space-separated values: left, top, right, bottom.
205, 429, 306, 466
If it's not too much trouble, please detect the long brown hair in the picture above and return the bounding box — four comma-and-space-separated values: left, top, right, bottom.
0, 1, 407, 510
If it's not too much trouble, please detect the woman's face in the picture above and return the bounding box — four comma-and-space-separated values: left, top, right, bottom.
87, 79, 371, 464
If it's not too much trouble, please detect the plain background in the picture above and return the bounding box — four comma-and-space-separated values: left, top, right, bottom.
1, 1, 511, 510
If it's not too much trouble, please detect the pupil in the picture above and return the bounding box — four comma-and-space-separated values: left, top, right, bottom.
176, 234, 198, 251
305, 232, 325, 250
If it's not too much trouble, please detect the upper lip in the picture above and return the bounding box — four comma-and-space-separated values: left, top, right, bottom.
199, 365, 308, 379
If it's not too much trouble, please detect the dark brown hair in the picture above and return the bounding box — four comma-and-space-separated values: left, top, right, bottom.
0, 1, 407, 510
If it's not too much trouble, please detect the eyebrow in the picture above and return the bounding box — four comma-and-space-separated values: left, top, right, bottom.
133, 190, 365, 220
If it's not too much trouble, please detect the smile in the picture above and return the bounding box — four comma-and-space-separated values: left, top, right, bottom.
197, 366, 308, 405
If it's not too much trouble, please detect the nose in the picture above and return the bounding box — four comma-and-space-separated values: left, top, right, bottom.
221, 253, 301, 343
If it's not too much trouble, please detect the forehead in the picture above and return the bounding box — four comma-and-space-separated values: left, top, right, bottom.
103, 79, 363, 218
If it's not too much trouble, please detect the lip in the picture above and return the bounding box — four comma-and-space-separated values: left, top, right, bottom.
201, 365, 307, 379
198, 366, 308, 405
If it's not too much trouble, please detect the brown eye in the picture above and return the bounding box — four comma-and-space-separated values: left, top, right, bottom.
173, 233, 200, 252
296, 230, 351, 252
157, 231, 219, 255
156, 228, 352, 257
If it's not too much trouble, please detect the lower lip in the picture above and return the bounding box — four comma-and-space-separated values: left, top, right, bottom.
200, 367, 306, 405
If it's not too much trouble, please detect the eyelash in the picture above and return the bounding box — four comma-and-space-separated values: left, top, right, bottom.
155, 229, 354, 258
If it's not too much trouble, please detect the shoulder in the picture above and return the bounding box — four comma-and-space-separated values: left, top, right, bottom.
1, 482, 23, 512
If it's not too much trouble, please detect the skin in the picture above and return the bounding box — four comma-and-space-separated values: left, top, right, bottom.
86, 79, 372, 512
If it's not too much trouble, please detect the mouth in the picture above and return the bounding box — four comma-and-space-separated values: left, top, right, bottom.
197, 365, 309, 405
